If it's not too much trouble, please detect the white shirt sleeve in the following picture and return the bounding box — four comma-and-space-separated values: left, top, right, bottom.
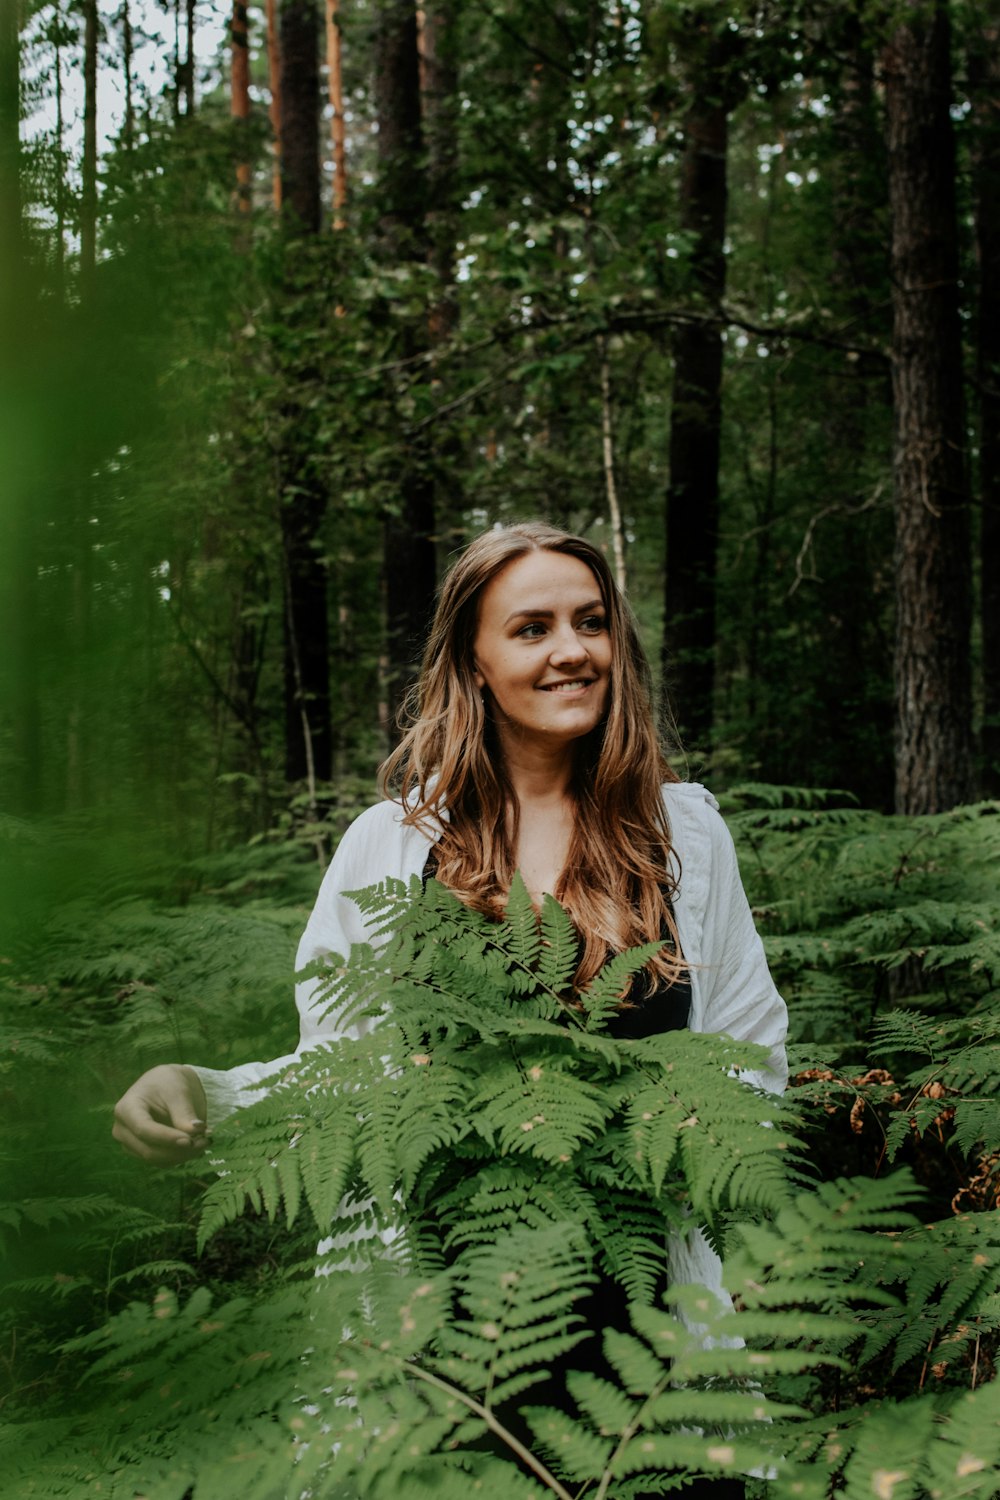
190, 800, 433, 1126
664, 781, 788, 1097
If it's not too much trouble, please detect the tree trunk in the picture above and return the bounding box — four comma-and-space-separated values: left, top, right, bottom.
0, 7, 39, 814
266, 0, 282, 210
419, 1, 464, 555
884, 3, 973, 814
970, 25, 1000, 796
230, 0, 251, 214
816, 1, 893, 807
54, 15, 66, 293
374, 0, 436, 734
598, 336, 626, 590
0, 0, 18, 270
277, 0, 331, 789
121, 1, 135, 152
420, 0, 458, 343
81, 0, 98, 292
180, 0, 195, 116
326, 0, 346, 226
280, 0, 320, 233
662, 23, 740, 752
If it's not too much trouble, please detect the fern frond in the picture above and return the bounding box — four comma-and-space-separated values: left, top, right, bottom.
537, 893, 579, 994
579, 941, 668, 1029
499, 871, 543, 969
468, 1052, 611, 1162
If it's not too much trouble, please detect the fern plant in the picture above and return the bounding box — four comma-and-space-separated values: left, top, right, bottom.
5, 870, 1000, 1498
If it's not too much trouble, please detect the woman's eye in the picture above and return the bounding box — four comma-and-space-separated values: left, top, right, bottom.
517, 622, 547, 639
580, 615, 606, 633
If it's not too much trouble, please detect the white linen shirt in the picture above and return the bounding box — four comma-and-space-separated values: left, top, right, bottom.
190, 781, 788, 1311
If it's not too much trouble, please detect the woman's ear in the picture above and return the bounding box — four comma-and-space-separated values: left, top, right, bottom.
472, 662, 485, 691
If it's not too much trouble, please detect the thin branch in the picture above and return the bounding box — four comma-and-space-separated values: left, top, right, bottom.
787, 485, 886, 597
395, 1359, 575, 1499
597, 334, 626, 590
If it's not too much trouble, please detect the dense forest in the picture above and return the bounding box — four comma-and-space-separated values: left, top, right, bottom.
2, 1, 1000, 1496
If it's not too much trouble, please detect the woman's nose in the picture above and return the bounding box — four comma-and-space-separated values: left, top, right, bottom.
549, 623, 589, 664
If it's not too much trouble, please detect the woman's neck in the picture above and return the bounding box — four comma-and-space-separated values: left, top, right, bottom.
496, 732, 576, 810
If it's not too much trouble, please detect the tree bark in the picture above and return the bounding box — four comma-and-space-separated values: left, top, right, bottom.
280, 0, 321, 233
277, 0, 331, 789
0, 6, 39, 814
180, 0, 195, 116
970, 25, 1000, 796
266, 0, 282, 210
81, 0, 98, 292
230, 0, 251, 214
662, 21, 741, 752
0, 0, 18, 270
120, 1, 135, 152
884, 3, 973, 814
53, 12, 66, 292
814, 1, 893, 808
420, 0, 458, 343
374, 0, 436, 734
326, 0, 346, 226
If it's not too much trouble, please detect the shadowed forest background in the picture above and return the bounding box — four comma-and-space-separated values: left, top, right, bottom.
2, 1, 1000, 1496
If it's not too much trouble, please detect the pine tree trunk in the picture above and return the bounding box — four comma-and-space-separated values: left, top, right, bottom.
121, 0, 135, 152
419, 1, 464, 545
661, 29, 736, 754
421, 0, 457, 343
884, 3, 973, 814
0, 7, 40, 814
266, 0, 282, 209
0, 0, 18, 266
81, 0, 98, 291
280, 0, 320, 232
970, 26, 1000, 796
818, 2, 893, 807
326, 0, 346, 226
54, 20, 66, 293
230, 0, 251, 213
181, 0, 195, 116
277, 0, 331, 789
374, 0, 436, 734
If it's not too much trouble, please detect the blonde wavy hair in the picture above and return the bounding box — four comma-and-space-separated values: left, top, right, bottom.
379, 522, 685, 992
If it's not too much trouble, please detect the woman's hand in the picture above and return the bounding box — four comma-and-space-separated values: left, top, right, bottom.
112, 1064, 210, 1166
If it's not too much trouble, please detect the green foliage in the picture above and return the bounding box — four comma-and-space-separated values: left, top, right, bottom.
4, 838, 1000, 1499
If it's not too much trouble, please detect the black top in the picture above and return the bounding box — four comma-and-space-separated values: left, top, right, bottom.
420, 846, 691, 1037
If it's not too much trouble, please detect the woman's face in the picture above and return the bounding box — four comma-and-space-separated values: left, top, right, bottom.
471, 549, 612, 752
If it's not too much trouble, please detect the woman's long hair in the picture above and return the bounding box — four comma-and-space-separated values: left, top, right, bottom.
379, 523, 684, 991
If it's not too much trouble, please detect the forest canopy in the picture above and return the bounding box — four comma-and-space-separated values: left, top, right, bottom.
3, 0, 996, 842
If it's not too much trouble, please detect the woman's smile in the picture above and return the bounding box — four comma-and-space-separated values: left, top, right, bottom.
471, 549, 613, 753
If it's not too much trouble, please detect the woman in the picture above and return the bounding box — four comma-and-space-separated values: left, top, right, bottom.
114, 521, 787, 1491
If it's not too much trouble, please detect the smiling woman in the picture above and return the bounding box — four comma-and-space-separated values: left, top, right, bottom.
471, 549, 613, 761
113, 521, 787, 1498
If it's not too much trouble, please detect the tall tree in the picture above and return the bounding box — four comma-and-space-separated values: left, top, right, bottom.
81, 0, 98, 291
884, 1, 973, 814
267, 0, 283, 209
374, 0, 436, 730
326, 0, 346, 225
969, 21, 1000, 796
661, 15, 744, 752
119, 1, 135, 152
177, 0, 195, 116
0, 0, 42, 815
230, 0, 251, 213
277, 0, 332, 789
420, 0, 458, 344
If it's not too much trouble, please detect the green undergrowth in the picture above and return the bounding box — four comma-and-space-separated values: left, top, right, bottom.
0, 787, 998, 1497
